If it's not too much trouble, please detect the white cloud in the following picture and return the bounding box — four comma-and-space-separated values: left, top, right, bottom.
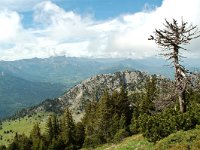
0, 0, 200, 60
0, 0, 44, 11
0, 9, 22, 42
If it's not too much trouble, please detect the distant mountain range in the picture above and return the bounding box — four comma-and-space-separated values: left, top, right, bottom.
0, 56, 173, 84
0, 56, 199, 119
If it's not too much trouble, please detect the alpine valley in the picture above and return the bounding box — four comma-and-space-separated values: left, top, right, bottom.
0, 56, 199, 118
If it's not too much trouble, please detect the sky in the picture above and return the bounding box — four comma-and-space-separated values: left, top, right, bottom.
0, 0, 200, 60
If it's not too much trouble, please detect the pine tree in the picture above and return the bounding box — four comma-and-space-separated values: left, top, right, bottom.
9, 133, 31, 150
46, 115, 53, 143
52, 114, 60, 139
130, 103, 140, 134
84, 88, 132, 147
83, 101, 99, 147
84, 90, 113, 146
82, 101, 97, 125
96, 89, 113, 142
140, 75, 157, 115
75, 122, 85, 149
30, 123, 41, 139
30, 123, 42, 150
117, 87, 132, 125
60, 108, 76, 149
109, 114, 120, 139
119, 114, 126, 129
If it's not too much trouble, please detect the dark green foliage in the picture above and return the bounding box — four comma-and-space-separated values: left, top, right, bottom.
43, 109, 80, 150
74, 122, 85, 149
0, 145, 6, 150
130, 75, 157, 134
109, 114, 120, 139
3, 108, 83, 150
46, 116, 54, 142
51, 114, 60, 139
60, 108, 76, 149
138, 104, 200, 142
113, 128, 130, 143
129, 105, 140, 134
129, 76, 200, 143
139, 75, 157, 115
8, 133, 32, 150
30, 123, 43, 150
83, 87, 132, 147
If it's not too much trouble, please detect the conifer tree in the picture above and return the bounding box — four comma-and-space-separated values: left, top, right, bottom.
9, 133, 31, 150
60, 108, 76, 149
119, 114, 126, 129
96, 89, 113, 142
83, 101, 98, 147
46, 115, 53, 143
75, 122, 85, 149
140, 75, 157, 114
30, 123, 42, 150
30, 123, 41, 139
117, 87, 132, 125
109, 114, 120, 139
52, 114, 60, 139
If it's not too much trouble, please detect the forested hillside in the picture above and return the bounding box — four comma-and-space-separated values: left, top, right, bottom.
0, 72, 200, 149
0, 73, 65, 118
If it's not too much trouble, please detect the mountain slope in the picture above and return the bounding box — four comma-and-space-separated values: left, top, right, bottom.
82, 134, 154, 150
0, 72, 65, 118
14, 70, 173, 121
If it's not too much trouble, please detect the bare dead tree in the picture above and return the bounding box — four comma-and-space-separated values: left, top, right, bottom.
149, 19, 200, 113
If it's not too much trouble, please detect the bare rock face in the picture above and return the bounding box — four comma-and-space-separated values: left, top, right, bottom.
58, 71, 148, 113
59, 70, 174, 116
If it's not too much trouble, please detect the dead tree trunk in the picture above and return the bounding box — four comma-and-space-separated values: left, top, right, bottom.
174, 46, 187, 112
178, 90, 186, 112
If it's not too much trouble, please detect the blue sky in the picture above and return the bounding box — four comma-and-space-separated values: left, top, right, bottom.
55, 0, 162, 19
22, 0, 162, 27
0, 0, 199, 60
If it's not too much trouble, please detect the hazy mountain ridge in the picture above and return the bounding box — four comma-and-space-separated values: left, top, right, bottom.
0, 56, 172, 85
0, 72, 65, 119
1, 57, 198, 84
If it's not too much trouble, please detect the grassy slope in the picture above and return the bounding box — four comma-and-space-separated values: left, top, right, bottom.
155, 125, 200, 150
0, 112, 49, 146
82, 134, 154, 150
1, 114, 200, 149
83, 126, 200, 150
